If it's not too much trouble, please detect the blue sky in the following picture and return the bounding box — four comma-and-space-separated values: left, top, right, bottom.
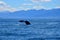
0, 0, 60, 12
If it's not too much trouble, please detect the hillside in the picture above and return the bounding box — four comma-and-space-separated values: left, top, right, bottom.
0, 8, 60, 19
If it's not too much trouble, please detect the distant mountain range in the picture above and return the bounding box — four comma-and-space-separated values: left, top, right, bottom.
0, 8, 60, 19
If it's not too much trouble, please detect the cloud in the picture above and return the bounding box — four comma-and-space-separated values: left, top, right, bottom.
0, 1, 7, 11
31, 0, 51, 3
41, 0, 51, 2
0, 1, 32, 12
18, 5, 45, 11
33, 5, 44, 10
0, 1, 33, 12
19, 7, 32, 11
55, 6, 60, 8
0, 1, 6, 6
18, 3, 48, 10
0, 1, 59, 12
18, 3, 33, 11
0, 1, 17, 12
21, 3, 33, 6
7, 7, 17, 12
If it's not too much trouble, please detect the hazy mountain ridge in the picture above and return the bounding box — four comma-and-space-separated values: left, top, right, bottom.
0, 8, 60, 19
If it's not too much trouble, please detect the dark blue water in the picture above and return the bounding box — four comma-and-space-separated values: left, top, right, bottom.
0, 19, 60, 40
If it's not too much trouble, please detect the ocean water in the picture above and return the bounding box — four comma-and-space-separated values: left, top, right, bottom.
0, 19, 60, 40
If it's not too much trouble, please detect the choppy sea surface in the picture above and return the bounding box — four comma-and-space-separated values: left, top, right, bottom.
0, 19, 60, 40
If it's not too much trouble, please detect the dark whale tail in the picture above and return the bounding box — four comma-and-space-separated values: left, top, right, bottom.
19, 20, 31, 25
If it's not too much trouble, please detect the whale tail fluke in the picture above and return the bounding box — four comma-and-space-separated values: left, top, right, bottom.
19, 20, 31, 25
